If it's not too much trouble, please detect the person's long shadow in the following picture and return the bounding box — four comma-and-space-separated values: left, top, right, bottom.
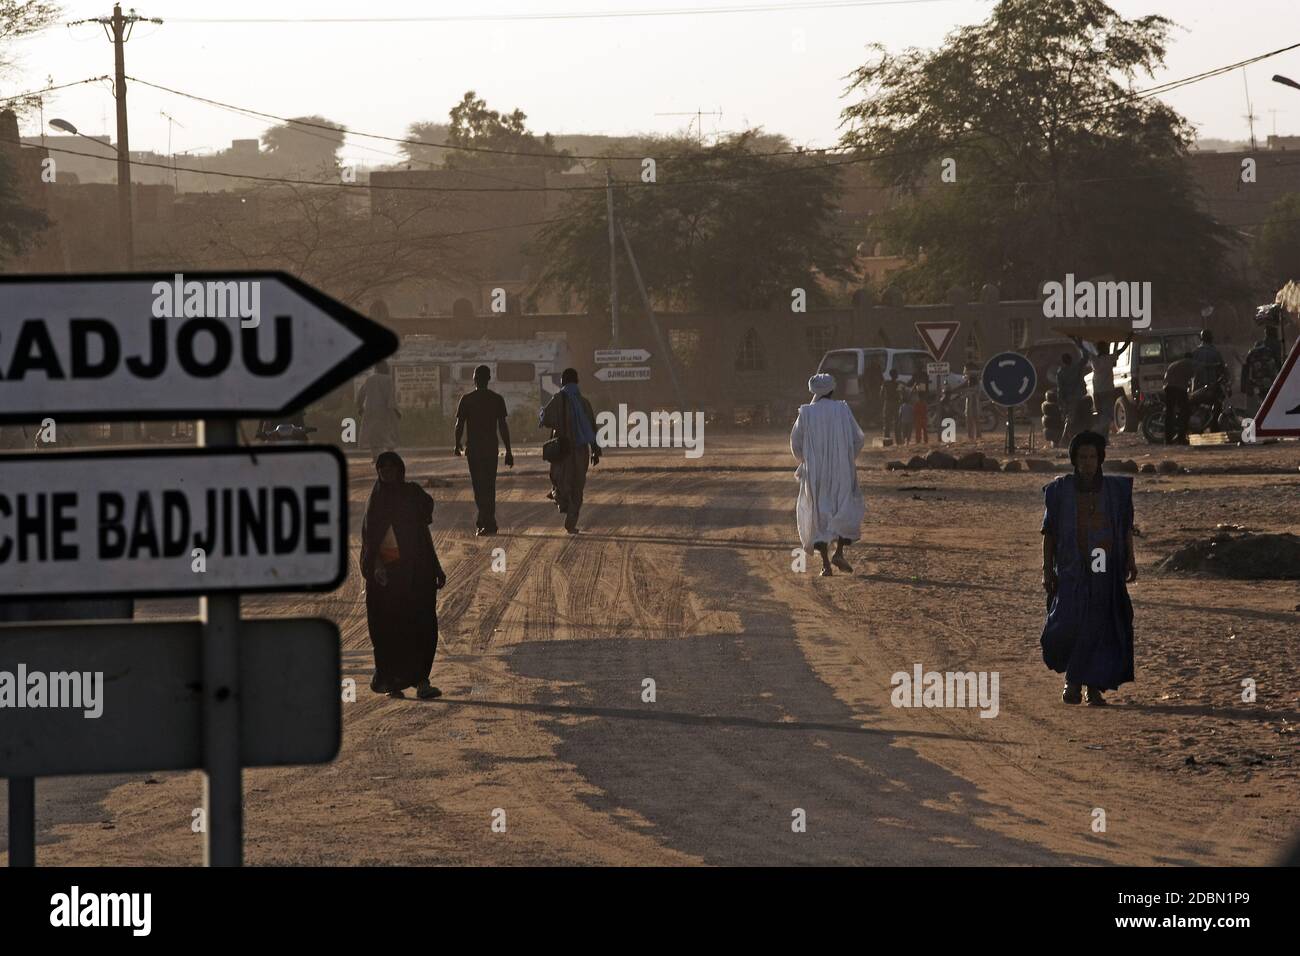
1118, 701, 1300, 722
485, 552, 1098, 865
419, 693, 982, 743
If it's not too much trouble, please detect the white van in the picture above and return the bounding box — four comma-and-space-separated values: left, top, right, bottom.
817, 347, 967, 406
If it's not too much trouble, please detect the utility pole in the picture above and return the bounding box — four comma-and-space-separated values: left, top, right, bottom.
606, 167, 620, 345
72, 4, 162, 270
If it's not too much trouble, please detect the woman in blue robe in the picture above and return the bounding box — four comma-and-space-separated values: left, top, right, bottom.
1040, 430, 1137, 705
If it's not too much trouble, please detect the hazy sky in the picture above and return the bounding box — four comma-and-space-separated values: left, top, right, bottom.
6, 0, 1300, 166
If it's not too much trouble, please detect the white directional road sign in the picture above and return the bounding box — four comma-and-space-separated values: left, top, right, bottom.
0, 619, 341, 777
0, 446, 347, 599
0, 272, 397, 422
595, 348, 651, 365
595, 365, 651, 382
1255, 336, 1300, 437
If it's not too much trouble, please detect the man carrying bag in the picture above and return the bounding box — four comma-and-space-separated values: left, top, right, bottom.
539, 368, 601, 534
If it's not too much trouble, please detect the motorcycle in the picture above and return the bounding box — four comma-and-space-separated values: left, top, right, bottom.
255, 418, 317, 443
1140, 380, 1242, 444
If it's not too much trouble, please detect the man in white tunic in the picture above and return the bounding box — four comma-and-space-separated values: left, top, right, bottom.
791, 373, 866, 577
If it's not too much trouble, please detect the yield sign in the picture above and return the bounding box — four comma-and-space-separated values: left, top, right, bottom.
0, 271, 397, 423
915, 321, 960, 362
1254, 335, 1300, 436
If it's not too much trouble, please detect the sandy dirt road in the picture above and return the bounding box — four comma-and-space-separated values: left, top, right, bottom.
3, 433, 1297, 865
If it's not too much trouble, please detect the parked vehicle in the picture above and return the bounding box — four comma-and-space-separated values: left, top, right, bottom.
818, 347, 965, 403
817, 347, 997, 432
1081, 327, 1205, 433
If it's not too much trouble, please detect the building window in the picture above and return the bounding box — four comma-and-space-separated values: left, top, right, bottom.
735, 328, 766, 372
806, 325, 835, 359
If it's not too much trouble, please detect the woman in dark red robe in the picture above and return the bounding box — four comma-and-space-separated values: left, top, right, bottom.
360, 452, 446, 699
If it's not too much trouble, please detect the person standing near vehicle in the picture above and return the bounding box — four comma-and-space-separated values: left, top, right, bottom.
1087, 341, 1128, 433
1242, 324, 1284, 411
858, 358, 884, 429
454, 365, 514, 537
539, 368, 600, 534
912, 380, 930, 444
1162, 356, 1197, 445
1055, 353, 1084, 444
880, 368, 902, 446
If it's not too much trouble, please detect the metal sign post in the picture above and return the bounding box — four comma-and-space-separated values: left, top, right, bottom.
0, 270, 390, 867
7, 777, 34, 867
200, 418, 242, 867
981, 351, 1038, 456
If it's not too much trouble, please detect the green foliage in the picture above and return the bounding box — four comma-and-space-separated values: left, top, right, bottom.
1252, 193, 1300, 288
529, 131, 853, 313
259, 115, 347, 178
443, 91, 573, 172
401, 121, 450, 167
838, 0, 1240, 306
0, 149, 49, 264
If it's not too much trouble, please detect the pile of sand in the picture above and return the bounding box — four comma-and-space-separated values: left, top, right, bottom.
1157, 530, 1300, 580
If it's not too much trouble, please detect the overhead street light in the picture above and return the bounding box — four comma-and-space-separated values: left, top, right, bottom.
49, 117, 118, 152
1272, 74, 1300, 92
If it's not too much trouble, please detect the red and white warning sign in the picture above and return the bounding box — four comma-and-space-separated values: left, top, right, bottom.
915, 321, 960, 363
1255, 336, 1300, 437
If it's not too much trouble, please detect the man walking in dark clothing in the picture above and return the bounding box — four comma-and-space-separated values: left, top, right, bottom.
454, 365, 514, 536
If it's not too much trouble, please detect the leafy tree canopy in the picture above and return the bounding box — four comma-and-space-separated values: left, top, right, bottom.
1252, 193, 1300, 289
838, 0, 1240, 307
443, 91, 573, 172
529, 131, 853, 313
260, 115, 347, 178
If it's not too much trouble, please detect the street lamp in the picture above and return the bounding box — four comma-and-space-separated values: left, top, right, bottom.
1272, 74, 1300, 92
49, 117, 117, 152
50, 117, 131, 269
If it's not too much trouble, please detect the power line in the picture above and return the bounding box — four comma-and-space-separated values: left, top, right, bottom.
0, 76, 111, 104
127, 37, 1300, 166
164, 0, 960, 25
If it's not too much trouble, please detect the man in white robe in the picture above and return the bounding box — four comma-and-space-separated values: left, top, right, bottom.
791, 373, 866, 577
358, 360, 401, 457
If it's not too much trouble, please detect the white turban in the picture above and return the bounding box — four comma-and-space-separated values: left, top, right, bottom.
808, 372, 836, 398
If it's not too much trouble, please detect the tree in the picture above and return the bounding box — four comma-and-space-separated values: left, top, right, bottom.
0, 147, 48, 263
838, 0, 1240, 306
443, 91, 573, 172
401, 120, 451, 167
528, 132, 853, 313
149, 184, 471, 309
0, 1, 59, 265
1252, 193, 1300, 289
260, 115, 347, 179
